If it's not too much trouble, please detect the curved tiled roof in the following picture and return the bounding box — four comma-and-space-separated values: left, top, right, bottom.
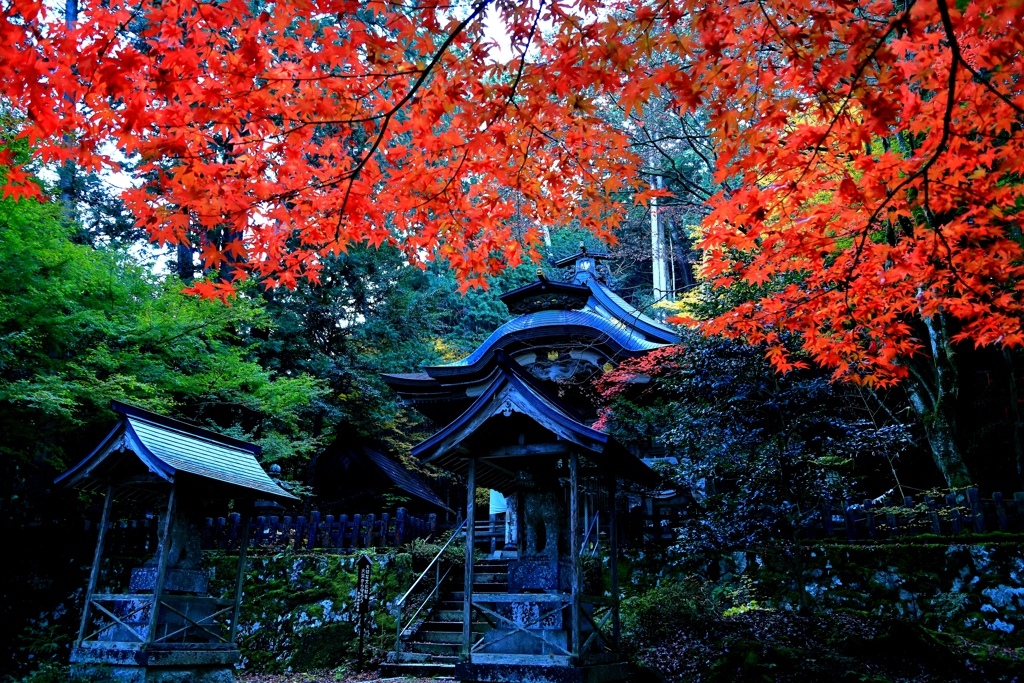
56, 402, 298, 501
426, 309, 665, 377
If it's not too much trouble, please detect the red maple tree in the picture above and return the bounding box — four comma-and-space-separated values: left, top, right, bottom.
3, 0, 1022, 387
0, 0, 641, 300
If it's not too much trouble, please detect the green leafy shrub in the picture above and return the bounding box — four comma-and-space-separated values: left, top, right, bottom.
621, 577, 718, 644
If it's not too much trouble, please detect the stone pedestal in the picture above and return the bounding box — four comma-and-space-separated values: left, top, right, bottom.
71, 644, 238, 683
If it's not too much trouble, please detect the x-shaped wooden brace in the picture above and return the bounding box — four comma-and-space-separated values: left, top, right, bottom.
469, 601, 571, 656
154, 601, 230, 643
581, 606, 615, 654
83, 598, 150, 643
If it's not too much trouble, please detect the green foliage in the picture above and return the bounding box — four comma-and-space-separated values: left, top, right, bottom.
597, 331, 912, 559
0, 195, 326, 476
621, 578, 718, 644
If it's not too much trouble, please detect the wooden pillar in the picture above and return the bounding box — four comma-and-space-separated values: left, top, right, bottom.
607, 476, 620, 647
462, 457, 476, 658
570, 452, 581, 660
146, 483, 177, 644
76, 485, 114, 646
229, 511, 251, 644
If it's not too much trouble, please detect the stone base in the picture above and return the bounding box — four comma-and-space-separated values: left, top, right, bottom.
456, 659, 629, 683
70, 645, 238, 683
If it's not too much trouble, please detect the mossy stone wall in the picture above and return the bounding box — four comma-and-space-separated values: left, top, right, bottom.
206, 551, 412, 673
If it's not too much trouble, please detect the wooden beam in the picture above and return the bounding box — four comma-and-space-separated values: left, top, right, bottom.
76, 485, 114, 646
570, 451, 580, 661
487, 443, 569, 458
229, 511, 251, 644
608, 475, 620, 648
462, 457, 476, 660
146, 483, 177, 644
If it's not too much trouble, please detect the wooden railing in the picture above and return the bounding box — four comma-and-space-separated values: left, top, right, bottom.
637, 487, 1024, 545
89, 507, 443, 553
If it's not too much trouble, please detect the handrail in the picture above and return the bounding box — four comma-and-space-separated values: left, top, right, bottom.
394, 519, 466, 660
396, 518, 466, 608
581, 510, 600, 556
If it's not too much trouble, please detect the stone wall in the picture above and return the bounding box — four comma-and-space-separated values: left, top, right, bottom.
205, 551, 412, 672
698, 540, 1024, 643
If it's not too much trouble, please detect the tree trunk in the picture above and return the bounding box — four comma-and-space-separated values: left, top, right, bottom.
1003, 349, 1024, 489
904, 314, 973, 488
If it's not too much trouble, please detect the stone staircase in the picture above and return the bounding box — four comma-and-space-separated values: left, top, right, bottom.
381, 559, 510, 678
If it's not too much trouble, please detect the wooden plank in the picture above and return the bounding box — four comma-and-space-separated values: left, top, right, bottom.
469, 593, 570, 603
352, 514, 362, 549
380, 513, 390, 547
487, 443, 568, 458
844, 498, 857, 541
77, 485, 114, 646
463, 457, 476, 658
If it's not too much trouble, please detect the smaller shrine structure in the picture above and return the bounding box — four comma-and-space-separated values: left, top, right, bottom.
56, 401, 297, 683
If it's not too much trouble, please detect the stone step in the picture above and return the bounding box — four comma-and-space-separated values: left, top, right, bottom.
473, 572, 508, 583
404, 641, 461, 656
420, 621, 489, 633
434, 609, 473, 621
414, 630, 463, 644
379, 662, 456, 678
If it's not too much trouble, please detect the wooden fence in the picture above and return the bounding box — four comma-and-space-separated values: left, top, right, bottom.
639, 488, 1024, 544
89, 507, 441, 554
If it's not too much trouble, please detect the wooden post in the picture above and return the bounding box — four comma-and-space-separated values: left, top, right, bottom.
352, 514, 362, 548
146, 484, 177, 644
294, 515, 306, 550
570, 452, 581, 661
307, 511, 321, 550
926, 496, 942, 535
967, 488, 985, 532
396, 508, 406, 546
230, 511, 251, 644
844, 498, 857, 541
1014, 493, 1024, 531
76, 485, 114, 646
863, 499, 876, 538
365, 514, 376, 548
337, 515, 349, 550
946, 493, 963, 534
608, 476, 620, 648
993, 492, 1009, 531
463, 457, 476, 658
822, 499, 834, 538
